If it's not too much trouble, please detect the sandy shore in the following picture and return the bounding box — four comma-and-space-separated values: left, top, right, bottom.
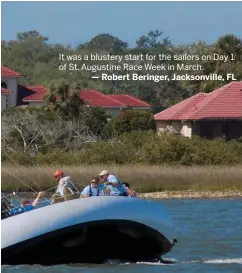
138, 191, 242, 199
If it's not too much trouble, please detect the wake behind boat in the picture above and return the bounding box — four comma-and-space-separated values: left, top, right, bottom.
1, 196, 177, 265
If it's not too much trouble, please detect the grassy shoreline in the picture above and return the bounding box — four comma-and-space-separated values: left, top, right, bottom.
2, 165, 242, 195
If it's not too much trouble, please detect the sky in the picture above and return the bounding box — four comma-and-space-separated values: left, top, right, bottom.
1, 1, 242, 48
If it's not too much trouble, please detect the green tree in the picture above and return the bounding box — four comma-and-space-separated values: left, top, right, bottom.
80, 33, 128, 54
66, 83, 86, 119
2, 30, 242, 113
136, 30, 171, 49
215, 34, 242, 64
17, 30, 48, 42
101, 118, 116, 139
45, 84, 57, 104
86, 107, 110, 135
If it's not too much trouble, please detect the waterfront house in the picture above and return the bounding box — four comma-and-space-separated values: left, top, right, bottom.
154, 81, 242, 140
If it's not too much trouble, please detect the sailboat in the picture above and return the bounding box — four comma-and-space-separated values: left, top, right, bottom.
1, 195, 177, 265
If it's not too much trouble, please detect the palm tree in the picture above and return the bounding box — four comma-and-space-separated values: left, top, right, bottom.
67, 83, 86, 119
57, 80, 69, 102
45, 84, 57, 104
44, 84, 57, 112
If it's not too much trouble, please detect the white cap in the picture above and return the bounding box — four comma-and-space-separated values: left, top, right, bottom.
99, 170, 108, 176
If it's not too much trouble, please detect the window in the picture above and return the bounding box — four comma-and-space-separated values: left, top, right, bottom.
1, 82, 7, 89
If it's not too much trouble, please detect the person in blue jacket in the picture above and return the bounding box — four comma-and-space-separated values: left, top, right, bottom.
81, 177, 105, 197
99, 170, 128, 196
10, 192, 44, 216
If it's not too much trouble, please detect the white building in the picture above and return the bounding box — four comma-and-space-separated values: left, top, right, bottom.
1, 66, 152, 117
1, 66, 21, 110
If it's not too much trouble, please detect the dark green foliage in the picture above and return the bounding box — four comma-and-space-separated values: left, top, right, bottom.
140, 134, 240, 165
35, 149, 79, 165
78, 141, 137, 165
101, 118, 116, 139
2, 152, 35, 166
80, 33, 128, 54
86, 107, 110, 135
113, 110, 156, 134
3, 131, 242, 166
136, 30, 171, 49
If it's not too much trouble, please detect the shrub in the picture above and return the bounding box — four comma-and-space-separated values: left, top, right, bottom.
2, 152, 35, 166
101, 118, 116, 139
113, 110, 156, 134
86, 107, 110, 135
139, 134, 241, 165
77, 141, 137, 165
35, 150, 80, 165
2, 132, 242, 166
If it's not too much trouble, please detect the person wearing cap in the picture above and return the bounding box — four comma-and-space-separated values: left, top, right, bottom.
52, 170, 77, 203
9, 192, 44, 216
99, 170, 127, 196
81, 176, 105, 197
121, 182, 137, 198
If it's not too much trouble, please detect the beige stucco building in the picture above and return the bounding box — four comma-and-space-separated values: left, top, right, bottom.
154, 82, 242, 140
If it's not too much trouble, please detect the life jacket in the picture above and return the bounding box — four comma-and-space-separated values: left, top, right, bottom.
10, 206, 25, 216
88, 185, 99, 197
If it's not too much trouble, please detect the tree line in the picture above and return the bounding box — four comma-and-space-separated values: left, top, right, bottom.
2, 30, 242, 113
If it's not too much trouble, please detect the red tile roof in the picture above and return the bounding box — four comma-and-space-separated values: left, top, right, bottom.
1, 66, 21, 77
155, 81, 242, 120
107, 94, 151, 107
23, 88, 150, 108
80, 90, 126, 107
154, 93, 207, 120
1, 88, 12, 94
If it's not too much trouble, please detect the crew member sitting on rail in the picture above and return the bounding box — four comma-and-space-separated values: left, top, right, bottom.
52, 170, 78, 203
122, 182, 137, 197
10, 191, 44, 216
81, 176, 105, 197
99, 170, 128, 196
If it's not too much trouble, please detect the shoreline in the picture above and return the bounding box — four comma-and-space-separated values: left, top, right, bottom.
3, 190, 242, 199
138, 191, 242, 199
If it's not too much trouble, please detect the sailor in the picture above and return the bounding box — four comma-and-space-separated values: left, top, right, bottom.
121, 182, 137, 197
81, 176, 105, 197
105, 187, 111, 196
52, 170, 77, 203
99, 170, 128, 196
9, 192, 44, 216
1, 196, 15, 219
